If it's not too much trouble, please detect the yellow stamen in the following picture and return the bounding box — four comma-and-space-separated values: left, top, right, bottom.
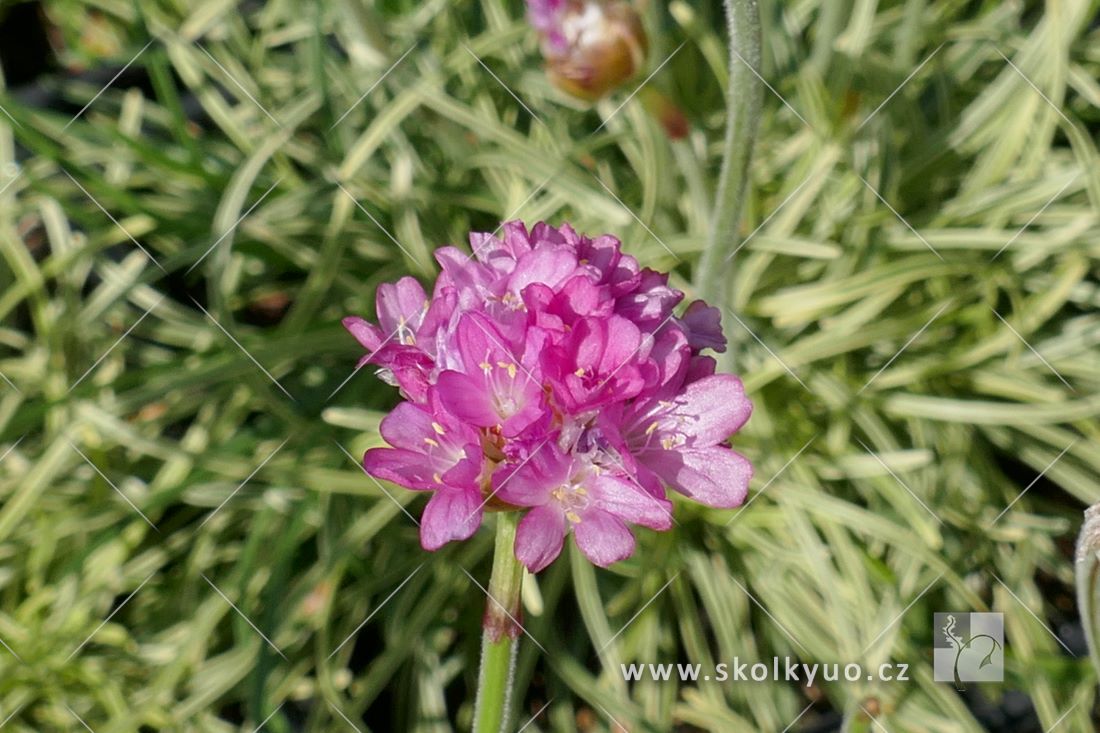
574, 367, 586, 378
398, 317, 415, 345
432, 422, 446, 435
661, 435, 685, 451
497, 361, 518, 379
424, 437, 440, 447
565, 510, 582, 524
645, 421, 660, 435
432, 473, 442, 484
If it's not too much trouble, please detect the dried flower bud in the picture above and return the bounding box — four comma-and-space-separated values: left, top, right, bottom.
527, 0, 647, 101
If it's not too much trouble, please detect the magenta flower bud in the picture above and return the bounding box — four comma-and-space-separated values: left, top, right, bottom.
347, 222, 753, 572
527, 0, 648, 101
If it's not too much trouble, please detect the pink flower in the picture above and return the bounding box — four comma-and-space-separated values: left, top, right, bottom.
343, 276, 428, 355
342, 277, 451, 401
494, 444, 672, 571
346, 221, 752, 569
436, 313, 547, 437
363, 392, 485, 550
616, 374, 753, 508
540, 315, 645, 412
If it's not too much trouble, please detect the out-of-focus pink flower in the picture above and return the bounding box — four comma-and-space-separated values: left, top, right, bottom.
347, 221, 752, 570
526, 0, 648, 101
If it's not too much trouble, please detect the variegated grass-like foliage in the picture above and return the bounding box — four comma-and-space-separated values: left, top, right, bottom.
0, 0, 1097, 731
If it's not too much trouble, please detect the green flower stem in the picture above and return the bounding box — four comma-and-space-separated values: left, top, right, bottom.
696, 0, 763, 313
473, 511, 524, 733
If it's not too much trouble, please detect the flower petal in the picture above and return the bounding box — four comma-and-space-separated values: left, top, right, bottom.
515, 505, 566, 572
643, 446, 752, 508
590, 474, 673, 530
440, 444, 483, 489
420, 488, 483, 550
378, 401, 435, 450
680, 300, 727, 353
597, 315, 642, 374
342, 316, 384, 353
363, 447, 436, 491
663, 374, 753, 445
376, 276, 428, 335
508, 247, 579, 293
494, 447, 570, 507
573, 509, 635, 567
435, 247, 498, 308
614, 268, 682, 325
571, 317, 607, 371
435, 370, 500, 427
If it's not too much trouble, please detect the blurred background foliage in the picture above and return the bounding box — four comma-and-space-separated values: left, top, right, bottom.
0, 0, 1099, 731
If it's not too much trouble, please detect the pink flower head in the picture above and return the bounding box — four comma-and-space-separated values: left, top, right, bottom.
347, 221, 752, 570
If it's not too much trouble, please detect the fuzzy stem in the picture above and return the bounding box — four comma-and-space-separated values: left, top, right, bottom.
696, 0, 763, 314
473, 512, 524, 733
